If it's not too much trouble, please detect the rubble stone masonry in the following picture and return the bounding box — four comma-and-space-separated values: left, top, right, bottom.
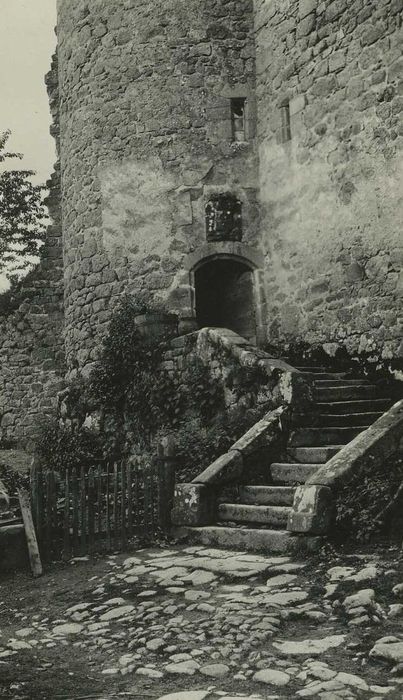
254, 0, 403, 359
1, 0, 402, 445
57, 0, 258, 370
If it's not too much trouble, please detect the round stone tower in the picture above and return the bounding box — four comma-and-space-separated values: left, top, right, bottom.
57, 0, 262, 370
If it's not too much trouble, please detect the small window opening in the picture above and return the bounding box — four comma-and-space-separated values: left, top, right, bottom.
231, 97, 246, 142
280, 103, 291, 142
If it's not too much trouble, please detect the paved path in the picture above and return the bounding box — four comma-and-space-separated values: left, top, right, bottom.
0, 544, 402, 699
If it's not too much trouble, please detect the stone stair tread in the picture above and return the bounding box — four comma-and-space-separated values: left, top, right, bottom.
270, 463, 320, 485
313, 379, 369, 387
219, 503, 290, 527
179, 525, 297, 553
289, 426, 366, 447
240, 485, 295, 507
314, 386, 383, 402
287, 446, 344, 463
319, 412, 383, 426
317, 398, 392, 413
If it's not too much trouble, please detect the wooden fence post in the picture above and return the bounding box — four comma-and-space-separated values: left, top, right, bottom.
18, 488, 43, 578
157, 436, 176, 532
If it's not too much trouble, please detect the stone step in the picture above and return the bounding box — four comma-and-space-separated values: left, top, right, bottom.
317, 399, 392, 414
239, 485, 295, 506
293, 365, 332, 373
319, 412, 383, 427
314, 384, 380, 402
286, 445, 344, 463
289, 426, 366, 447
313, 379, 369, 387
219, 503, 290, 527
270, 463, 319, 484
178, 525, 298, 553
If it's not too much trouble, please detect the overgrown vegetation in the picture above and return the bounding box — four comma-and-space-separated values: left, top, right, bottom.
0, 130, 47, 285
334, 453, 403, 543
35, 297, 270, 481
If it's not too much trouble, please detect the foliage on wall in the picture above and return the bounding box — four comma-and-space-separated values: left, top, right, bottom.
35, 297, 270, 480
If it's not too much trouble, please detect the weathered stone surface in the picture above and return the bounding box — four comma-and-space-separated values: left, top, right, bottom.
253, 668, 291, 685
171, 484, 215, 527
370, 637, 403, 664
273, 635, 346, 656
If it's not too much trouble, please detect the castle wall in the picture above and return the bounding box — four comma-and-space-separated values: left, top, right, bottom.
0, 54, 65, 448
254, 0, 403, 360
57, 0, 258, 370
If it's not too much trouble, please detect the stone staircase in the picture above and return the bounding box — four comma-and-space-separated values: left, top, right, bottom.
185, 366, 395, 552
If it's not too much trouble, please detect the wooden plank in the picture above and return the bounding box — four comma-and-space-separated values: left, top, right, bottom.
88, 467, 95, 554
157, 437, 176, 532
97, 463, 102, 535
45, 470, 55, 559
120, 461, 127, 549
105, 462, 111, 551
34, 463, 44, 550
72, 467, 79, 555
134, 460, 140, 532
80, 465, 87, 554
112, 462, 119, 548
18, 488, 43, 577
63, 471, 71, 561
143, 465, 151, 539
127, 461, 133, 538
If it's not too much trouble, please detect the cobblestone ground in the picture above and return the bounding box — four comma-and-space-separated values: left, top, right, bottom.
0, 544, 402, 699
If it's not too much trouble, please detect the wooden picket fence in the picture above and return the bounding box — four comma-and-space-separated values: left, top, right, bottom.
30, 449, 175, 561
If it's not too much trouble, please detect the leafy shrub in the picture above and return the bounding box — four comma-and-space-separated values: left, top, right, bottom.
156, 406, 267, 483
35, 419, 104, 474
334, 453, 403, 543
35, 297, 272, 477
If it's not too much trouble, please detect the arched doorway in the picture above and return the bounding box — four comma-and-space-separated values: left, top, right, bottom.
194, 257, 256, 341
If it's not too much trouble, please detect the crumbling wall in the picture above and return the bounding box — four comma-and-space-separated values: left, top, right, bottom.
0, 53, 65, 447
57, 0, 258, 371
254, 0, 403, 360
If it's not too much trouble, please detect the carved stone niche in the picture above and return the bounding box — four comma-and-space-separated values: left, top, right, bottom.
205, 193, 242, 242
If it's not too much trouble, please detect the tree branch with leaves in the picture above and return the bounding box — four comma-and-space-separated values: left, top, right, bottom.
0, 130, 47, 285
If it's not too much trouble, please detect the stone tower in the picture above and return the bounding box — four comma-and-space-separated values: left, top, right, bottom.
57, 0, 262, 371
1, 0, 402, 446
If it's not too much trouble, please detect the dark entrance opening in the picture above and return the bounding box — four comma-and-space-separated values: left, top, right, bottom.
195, 258, 256, 341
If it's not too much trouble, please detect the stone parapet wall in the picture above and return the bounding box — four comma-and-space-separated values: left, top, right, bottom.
57, 0, 258, 370
254, 0, 403, 360
163, 327, 298, 410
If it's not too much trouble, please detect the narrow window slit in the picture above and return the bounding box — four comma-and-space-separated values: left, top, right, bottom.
280, 102, 291, 142
231, 97, 246, 142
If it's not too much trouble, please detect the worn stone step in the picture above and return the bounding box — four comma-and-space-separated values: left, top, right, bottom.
319, 412, 383, 427
219, 503, 291, 527
240, 485, 295, 506
287, 445, 344, 463
313, 379, 369, 387
314, 384, 381, 402
317, 399, 392, 414
289, 426, 365, 447
293, 410, 383, 428
270, 463, 319, 484
178, 525, 299, 553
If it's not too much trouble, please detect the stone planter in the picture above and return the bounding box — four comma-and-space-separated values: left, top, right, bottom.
134, 312, 178, 341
